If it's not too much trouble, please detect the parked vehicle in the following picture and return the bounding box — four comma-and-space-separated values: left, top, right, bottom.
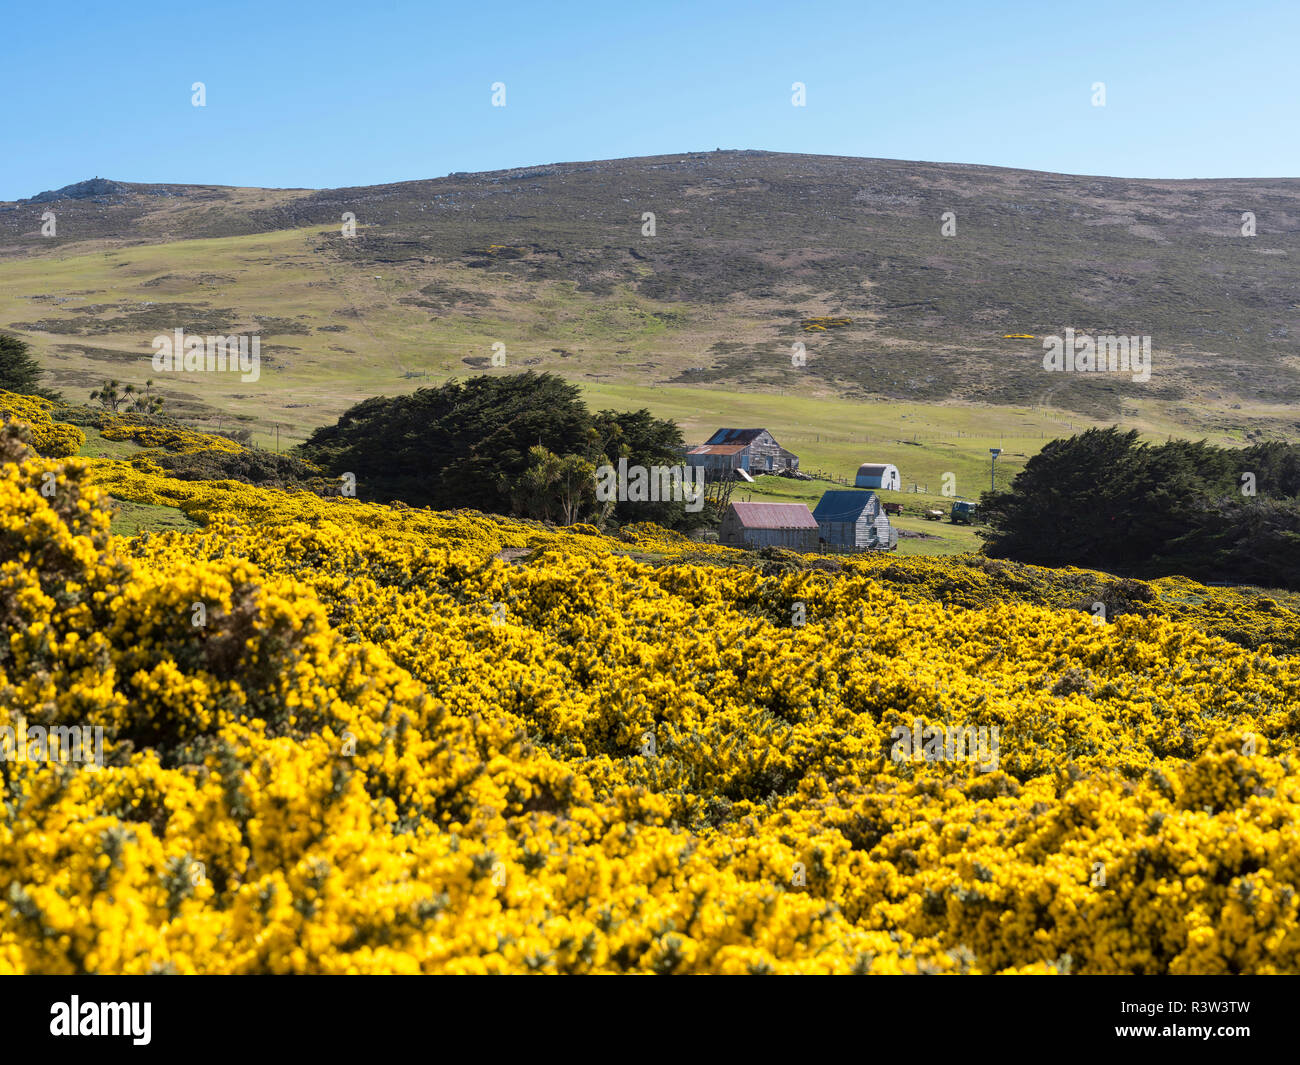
924, 509, 944, 521
950, 500, 978, 525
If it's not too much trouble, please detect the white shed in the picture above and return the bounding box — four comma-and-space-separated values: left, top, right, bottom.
855, 463, 901, 491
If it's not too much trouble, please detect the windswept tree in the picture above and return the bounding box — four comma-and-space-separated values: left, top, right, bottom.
299, 372, 596, 511
299, 371, 704, 528
0, 333, 58, 398
593, 407, 684, 468
982, 425, 1300, 588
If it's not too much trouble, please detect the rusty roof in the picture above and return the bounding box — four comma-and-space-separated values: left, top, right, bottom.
728, 502, 818, 529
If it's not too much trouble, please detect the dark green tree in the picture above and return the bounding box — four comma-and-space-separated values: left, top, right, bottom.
299, 373, 713, 528
980, 427, 1143, 567
298, 372, 597, 511
592, 408, 706, 529
0, 333, 57, 398
981, 426, 1300, 588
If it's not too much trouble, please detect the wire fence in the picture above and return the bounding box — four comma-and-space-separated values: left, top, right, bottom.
781, 429, 1074, 447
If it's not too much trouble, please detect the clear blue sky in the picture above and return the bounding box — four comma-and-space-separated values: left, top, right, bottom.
3, 0, 1297, 200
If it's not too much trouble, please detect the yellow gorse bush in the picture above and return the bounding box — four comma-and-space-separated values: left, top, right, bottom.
0, 391, 85, 458
2, 423, 1299, 974
99, 420, 245, 455
801, 316, 853, 332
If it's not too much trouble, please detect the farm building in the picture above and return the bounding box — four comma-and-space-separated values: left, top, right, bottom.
855, 462, 901, 491
813, 490, 898, 552
719, 502, 819, 552
685, 443, 750, 480
686, 428, 799, 478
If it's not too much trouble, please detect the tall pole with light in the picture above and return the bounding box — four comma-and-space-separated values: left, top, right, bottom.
989, 447, 1001, 493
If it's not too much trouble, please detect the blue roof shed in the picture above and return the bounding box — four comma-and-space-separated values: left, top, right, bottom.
813, 489, 898, 551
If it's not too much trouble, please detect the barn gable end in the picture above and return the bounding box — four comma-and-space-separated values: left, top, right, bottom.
812, 489, 897, 551
692, 428, 799, 475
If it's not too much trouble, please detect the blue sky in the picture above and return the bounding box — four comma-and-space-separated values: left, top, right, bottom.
3, 0, 1297, 200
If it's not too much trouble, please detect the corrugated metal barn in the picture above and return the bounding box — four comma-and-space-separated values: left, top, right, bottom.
855, 462, 901, 491
719, 502, 819, 551
687, 428, 799, 477
813, 490, 898, 551
685, 443, 751, 478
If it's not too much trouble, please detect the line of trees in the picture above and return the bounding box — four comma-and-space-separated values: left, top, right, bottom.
298, 371, 704, 529
980, 427, 1300, 588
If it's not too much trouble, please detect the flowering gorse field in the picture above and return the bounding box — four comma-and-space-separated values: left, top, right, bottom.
0, 392, 85, 458
98, 421, 245, 455
2, 415, 1299, 974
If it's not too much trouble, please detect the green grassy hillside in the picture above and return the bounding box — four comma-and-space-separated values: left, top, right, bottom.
3, 152, 1297, 457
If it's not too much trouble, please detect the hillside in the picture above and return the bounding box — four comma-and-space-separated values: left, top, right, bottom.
2, 151, 1298, 452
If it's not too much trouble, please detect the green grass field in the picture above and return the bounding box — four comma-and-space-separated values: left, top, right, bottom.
102, 498, 199, 537
21, 232, 1076, 554
2, 227, 782, 450
13, 207, 1281, 556
75, 428, 197, 535
78, 425, 144, 460
4, 221, 1275, 461
579, 382, 1081, 504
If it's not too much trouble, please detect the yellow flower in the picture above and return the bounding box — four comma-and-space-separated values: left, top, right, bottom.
1, 428, 1297, 973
